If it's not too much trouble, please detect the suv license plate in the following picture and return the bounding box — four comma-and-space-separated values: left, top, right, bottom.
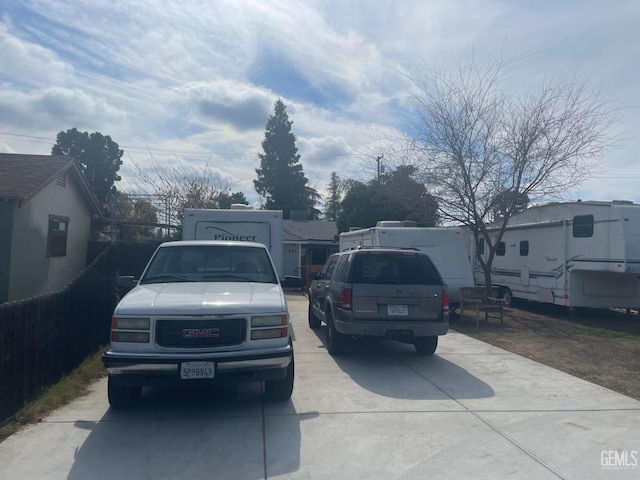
181, 362, 215, 379
388, 305, 408, 316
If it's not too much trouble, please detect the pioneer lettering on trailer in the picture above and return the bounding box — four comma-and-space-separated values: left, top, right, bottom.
204, 226, 258, 242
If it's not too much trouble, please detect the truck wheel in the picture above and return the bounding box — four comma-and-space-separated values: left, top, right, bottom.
414, 336, 438, 356
326, 310, 346, 356
265, 357, 294, 401
107, 376, 141, 409
500, 288, 513, 307
308, 304, 321, 329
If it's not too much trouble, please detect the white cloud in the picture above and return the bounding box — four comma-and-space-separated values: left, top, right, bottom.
0, 22, 74, 87
178, 80, 274, 131
0, 86, 125, 130
1, 0, 639, 206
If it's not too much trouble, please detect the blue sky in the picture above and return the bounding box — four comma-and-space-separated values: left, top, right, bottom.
1, 0, 639, 208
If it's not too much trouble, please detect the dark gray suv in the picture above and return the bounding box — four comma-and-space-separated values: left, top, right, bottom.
308, 248, 449, 356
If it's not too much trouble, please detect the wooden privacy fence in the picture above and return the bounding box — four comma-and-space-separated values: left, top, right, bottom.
0, 241, 158, 424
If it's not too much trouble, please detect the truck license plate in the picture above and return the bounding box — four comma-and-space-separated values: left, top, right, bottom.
388, 305, 408, 316
180, 362, 215, 379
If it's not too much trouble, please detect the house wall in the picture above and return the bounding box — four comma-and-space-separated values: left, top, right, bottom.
283, 243, 300, 277
0, 200, 16, 303
8, 173, 93, 302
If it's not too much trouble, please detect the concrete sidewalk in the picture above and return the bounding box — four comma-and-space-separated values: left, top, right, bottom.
0, 294, 638, 479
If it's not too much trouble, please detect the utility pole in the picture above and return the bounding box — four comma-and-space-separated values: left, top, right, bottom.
376, 154, 384, 182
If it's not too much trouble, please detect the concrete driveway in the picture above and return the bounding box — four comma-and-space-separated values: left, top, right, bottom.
1, 293, 639, 479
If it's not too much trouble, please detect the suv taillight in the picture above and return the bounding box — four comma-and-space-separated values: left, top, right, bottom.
442, 290, 449, 312
338, 288, 353, 310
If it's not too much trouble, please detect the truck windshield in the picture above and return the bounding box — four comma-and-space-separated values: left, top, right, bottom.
141, 245, 278, 284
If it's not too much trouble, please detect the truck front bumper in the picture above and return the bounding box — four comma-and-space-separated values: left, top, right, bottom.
102, 342, 293, 387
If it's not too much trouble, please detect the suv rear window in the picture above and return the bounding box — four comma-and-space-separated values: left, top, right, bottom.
350, 252, 442, 285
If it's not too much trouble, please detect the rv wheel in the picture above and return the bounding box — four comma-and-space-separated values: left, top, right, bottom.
500, 288, 513, 307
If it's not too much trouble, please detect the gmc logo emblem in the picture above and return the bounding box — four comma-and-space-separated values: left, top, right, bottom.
182, 328, 220, 338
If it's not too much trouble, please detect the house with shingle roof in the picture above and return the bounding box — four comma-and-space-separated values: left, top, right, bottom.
0, 153, 103, 303
282, 219, 338, 286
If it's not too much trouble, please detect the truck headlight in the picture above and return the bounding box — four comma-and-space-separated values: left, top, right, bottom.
114, 332, 150, 343
112, 317, 150, 330
251, 315, 288, 327
251, 328, 288, 340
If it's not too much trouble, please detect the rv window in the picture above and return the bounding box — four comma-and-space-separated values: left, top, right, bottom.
478, 238, 485, 255
496, 241, 506, 256
573, 215, 594, 238
520, 241, 529, 256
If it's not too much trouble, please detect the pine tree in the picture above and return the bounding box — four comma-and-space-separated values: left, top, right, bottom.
323, 172, 343, 221
254, 99, 317, 219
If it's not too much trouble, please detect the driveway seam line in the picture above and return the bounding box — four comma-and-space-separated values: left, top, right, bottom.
402, 358, 568, 480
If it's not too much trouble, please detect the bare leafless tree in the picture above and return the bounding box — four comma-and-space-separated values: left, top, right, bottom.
406, 55, 619, 296
130, 153, 246, 227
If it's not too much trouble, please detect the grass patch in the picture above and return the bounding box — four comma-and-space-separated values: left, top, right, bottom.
577, 326, 638, 339
0, 345, 108, 443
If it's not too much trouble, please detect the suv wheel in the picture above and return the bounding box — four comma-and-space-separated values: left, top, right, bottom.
107, 376, 142, 409
308, 304, 321, 329
265, 357, 294, 401
414, 336, 438, 356
326, 310, 346, 356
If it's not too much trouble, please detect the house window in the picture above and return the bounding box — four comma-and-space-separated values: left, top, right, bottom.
573, 214, 594, 238
520, 241, 529, 256
47, 215, 69, 257
311, 247, 330, 265
496, 241, 506, 256
477, 238, 485, 255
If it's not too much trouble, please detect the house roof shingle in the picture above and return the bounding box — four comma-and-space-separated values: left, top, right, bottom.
283, 220, 337, 243
0, 153, 102, 215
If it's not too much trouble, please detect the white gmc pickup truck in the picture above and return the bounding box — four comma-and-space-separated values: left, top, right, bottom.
102, 240, 294, 408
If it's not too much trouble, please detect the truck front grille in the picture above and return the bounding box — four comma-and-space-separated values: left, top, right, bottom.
155, 318, 246, 348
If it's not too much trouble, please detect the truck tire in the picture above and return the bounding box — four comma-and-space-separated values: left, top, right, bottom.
107, 376, 141, 409
265, 357, 294, 401
414, 336, 438, 356
326, 310, 346, 356
308, 304, 321, 329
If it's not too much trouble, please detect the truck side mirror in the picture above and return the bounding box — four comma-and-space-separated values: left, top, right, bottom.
308, 272, 320, 281
116, 275, 137, 296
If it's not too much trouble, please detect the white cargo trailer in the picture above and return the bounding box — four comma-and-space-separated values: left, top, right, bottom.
339, 222, 475, 306
469, 200, 640, 308
182, 207, 284, 278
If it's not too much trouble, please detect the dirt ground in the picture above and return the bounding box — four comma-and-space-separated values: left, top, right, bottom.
452, 301, 640, 402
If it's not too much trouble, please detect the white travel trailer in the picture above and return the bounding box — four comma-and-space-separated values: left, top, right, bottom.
339, 221, 475, 306
182, 206, 284, 278
469, 201, 640, 308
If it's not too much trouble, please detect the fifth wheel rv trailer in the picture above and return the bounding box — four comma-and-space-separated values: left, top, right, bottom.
339, 221, 475, 306
470, 201, 640, 308
182, 207, 284, 278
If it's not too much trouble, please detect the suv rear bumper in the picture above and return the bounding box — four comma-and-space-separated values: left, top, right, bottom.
102, 342, 293, 387
333, 317, 448, 338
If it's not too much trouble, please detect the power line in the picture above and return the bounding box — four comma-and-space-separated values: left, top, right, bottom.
3, 131, 639, 175
0, 131, 362, 159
